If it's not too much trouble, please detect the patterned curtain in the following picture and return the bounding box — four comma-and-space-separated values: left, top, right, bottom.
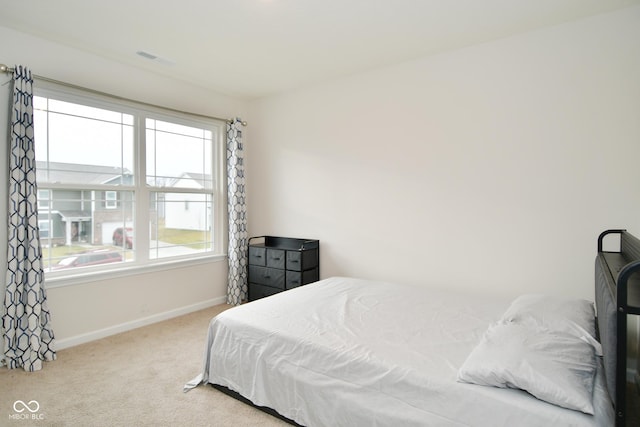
226, 118, 247, 305
2, 65, 56, 371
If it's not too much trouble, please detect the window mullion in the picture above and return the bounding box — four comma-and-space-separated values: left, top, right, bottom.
135, 114, 150, 262
214, 125, 226, 255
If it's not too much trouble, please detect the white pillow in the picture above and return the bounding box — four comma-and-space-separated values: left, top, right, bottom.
501, 294, 601, 354
457, 322, 597, 414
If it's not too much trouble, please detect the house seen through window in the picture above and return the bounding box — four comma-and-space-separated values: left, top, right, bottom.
34, 84, 225, 279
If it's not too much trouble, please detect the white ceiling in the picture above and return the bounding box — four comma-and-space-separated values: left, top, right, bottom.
1, 0, 638, 99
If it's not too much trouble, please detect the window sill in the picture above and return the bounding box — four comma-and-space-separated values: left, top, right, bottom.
44, 254, 227, 289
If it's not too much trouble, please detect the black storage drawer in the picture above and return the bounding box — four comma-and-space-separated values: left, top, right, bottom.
285, 268, 320, 289
248, 265, 285, 289
286, 251, 302, 270
266, 248, 285, 269
248, 236, 320, 302
286, 248, 319, 271
286, 271, 302, 289
248, 247, 266, 266
250, 283, 281, 300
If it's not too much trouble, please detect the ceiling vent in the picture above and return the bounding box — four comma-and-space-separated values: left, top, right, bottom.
136, 50, 158, 60
136, 50, 174, 66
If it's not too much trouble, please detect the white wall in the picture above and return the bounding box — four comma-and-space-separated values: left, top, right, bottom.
0, 25, 247, 347
247, 7, 640, 301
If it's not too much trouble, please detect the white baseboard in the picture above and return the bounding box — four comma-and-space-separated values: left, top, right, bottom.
55, 296, 227, 350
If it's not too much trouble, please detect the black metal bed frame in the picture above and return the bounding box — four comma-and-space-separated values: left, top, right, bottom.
596, 229, 640, 427
211, 384, 301, 426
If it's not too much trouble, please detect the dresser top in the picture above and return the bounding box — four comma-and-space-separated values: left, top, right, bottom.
249, 236, 319, 251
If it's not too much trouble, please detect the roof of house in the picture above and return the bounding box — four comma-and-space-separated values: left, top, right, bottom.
55, 210, 91, 221
36, 161, 132, 185
167, 172, 213, 189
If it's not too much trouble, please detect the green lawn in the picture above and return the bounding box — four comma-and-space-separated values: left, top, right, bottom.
157, 227, 211, 249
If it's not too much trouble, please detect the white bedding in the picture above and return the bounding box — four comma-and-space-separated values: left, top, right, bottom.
186, 277, 613, 427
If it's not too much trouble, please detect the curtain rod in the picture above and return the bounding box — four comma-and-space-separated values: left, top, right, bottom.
0, 64, 247, 126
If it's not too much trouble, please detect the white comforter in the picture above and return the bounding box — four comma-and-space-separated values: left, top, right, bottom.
186, 277, 613, 427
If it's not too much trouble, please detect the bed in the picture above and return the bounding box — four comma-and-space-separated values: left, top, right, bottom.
186, 230, 640, 427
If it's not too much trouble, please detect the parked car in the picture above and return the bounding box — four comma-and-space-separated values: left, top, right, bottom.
51, 250, 123, 270
112, 227, 133, 249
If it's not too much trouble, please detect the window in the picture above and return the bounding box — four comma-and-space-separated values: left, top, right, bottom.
38, 220, 50, 239
105, 191, 117, 209
34, 82, 225, 280
38, 189, 50, 209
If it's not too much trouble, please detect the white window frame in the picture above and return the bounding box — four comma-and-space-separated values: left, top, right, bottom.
35, 81, 227, 288
105, 190, 117, 209
37, 189, 50, 209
